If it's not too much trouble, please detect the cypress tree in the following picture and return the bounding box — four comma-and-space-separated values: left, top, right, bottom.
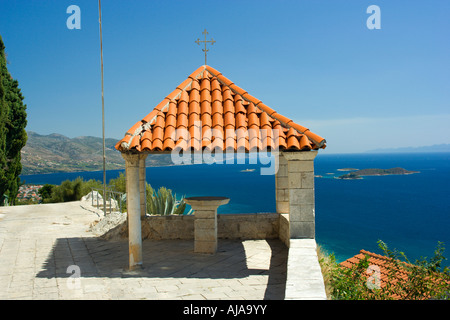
0, 34, 27, 205
0, 35, 8, 204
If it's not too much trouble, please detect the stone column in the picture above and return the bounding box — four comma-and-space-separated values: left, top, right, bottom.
139, 154, 148, 217
184, 197, 230, 254
122, 153, 143, 270
281, 151, 318, 239
275, 153, 289, 214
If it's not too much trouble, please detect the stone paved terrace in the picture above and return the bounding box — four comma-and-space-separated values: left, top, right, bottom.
0, 201, 289, 300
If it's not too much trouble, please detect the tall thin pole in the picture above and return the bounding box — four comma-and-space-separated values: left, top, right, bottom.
98, 0, 106, 215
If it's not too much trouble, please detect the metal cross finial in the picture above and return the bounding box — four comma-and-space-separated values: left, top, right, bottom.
195, 29, 215, 65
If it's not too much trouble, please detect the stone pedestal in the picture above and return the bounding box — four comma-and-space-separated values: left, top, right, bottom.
184, 197, 230, 254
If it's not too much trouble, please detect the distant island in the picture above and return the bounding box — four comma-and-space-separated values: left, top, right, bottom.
337, 172, 363, 180
337, 167, 419, 180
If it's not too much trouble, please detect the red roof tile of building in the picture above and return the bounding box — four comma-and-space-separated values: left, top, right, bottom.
340, 249, 450, 300
115, 65, 326, 153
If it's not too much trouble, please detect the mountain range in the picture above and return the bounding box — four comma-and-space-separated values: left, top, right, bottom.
20, 132, 172, 175
365, 144, 450, 154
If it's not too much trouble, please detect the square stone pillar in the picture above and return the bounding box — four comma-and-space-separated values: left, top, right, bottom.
122, 152, 143, 270
139, 154, 147, 217
184, 197, 230, 254
276, 151, 318, 239
275, 152, 289, 214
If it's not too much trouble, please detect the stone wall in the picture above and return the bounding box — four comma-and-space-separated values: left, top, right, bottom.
218, 213, 279, 240
142, 214, 194, 240
103, 213, 281, 240
139, 213, 280, 240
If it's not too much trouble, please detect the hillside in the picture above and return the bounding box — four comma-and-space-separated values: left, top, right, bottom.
20, 132, 125, 174
21, 132, 176, 175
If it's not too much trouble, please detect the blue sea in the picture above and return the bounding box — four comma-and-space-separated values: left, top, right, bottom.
20, 152, 450, 266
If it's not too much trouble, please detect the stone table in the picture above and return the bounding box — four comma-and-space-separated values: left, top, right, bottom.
184, 197, 230, 254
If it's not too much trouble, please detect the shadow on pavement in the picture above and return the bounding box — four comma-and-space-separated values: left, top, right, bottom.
36, 237, 288, 299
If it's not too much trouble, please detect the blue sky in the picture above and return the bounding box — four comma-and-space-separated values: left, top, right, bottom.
0, 0, 449, 153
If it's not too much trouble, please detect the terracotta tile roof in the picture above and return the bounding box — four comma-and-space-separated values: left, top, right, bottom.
115, 65, 326, 153
342, 250, 409, 278
340, 249, 450, 300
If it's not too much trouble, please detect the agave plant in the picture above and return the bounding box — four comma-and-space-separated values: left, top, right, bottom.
146, 186, 193, 215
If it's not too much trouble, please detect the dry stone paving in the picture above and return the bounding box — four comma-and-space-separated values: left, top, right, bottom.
0, 201, 288, 300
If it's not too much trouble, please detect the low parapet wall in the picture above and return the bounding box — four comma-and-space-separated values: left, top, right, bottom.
140, 213, 280, 240
96, 212, 281, 241
98, 212, 294, 247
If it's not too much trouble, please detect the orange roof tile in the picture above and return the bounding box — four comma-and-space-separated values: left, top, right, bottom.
116, 65, 326, 153
339, 249, 450, 300
339, 250, 406, 299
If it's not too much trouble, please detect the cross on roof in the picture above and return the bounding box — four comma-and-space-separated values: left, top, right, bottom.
195, 29, 215, 65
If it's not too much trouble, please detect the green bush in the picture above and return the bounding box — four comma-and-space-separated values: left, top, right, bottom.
48, 178, 82, 202
80, 178, 103, 196
108, 172, 126, 194
36, 175, 192, 216
40, 177, 102, 203
38, 184, 55, 202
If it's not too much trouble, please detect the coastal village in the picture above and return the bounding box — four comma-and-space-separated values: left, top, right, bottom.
16, 184, 43, 203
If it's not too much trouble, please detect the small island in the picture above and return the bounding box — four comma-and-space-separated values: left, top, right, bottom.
337, 167, 419, 180
337, 172, 363, 180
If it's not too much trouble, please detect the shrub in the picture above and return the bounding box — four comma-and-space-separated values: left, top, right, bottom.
329, 253, 375, 300
41, 177, 102, 203
38, 184, 55, 202
80, 178, 103, 197
49, 178, 83, 202
146, 186, 192, 215
108, 172, 126, 194
36, 175, 192, 216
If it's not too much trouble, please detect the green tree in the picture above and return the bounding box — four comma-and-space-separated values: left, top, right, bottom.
0, 35, 8, 204
38, 184, 55, 202
108, 172, 127, 193
0, 34, 27, 205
